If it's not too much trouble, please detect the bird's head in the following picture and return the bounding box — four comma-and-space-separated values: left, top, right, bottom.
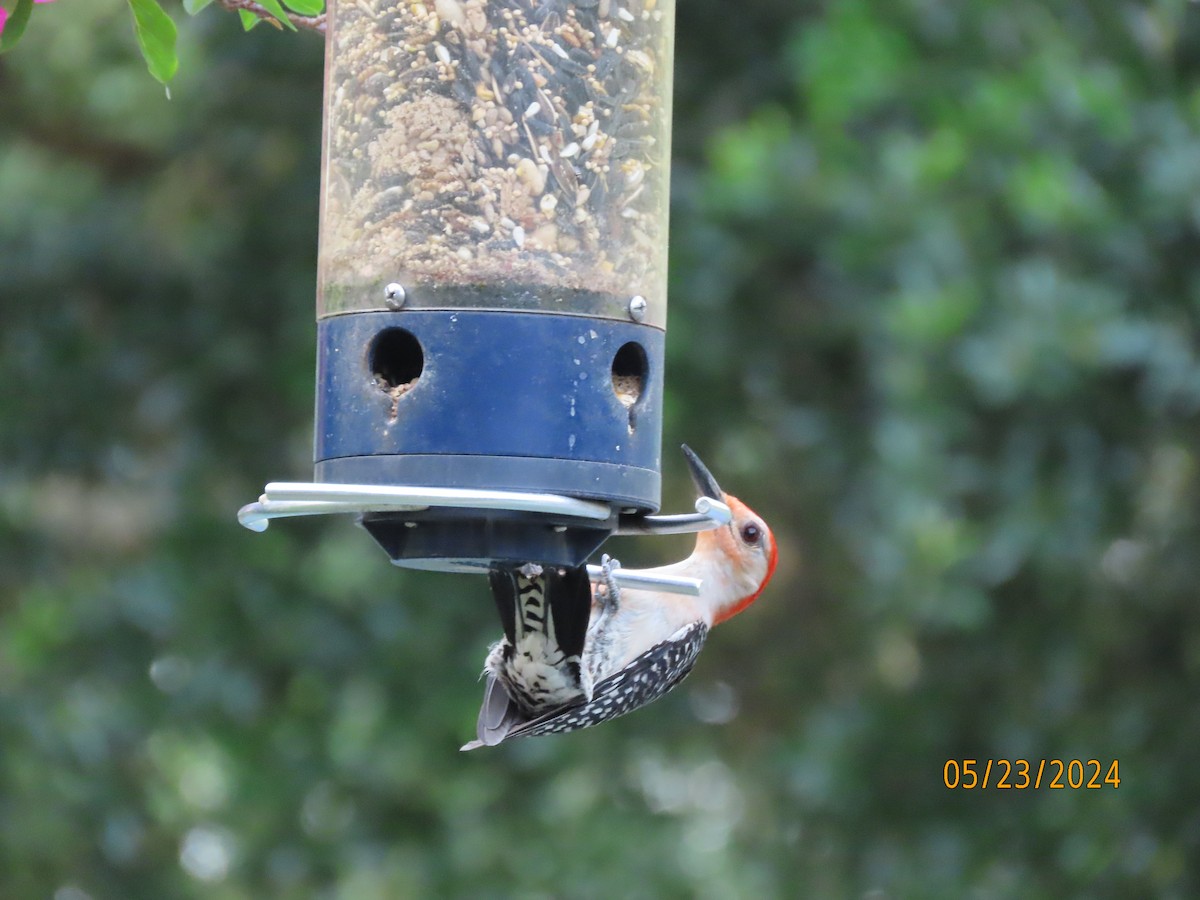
682, 445, 778, 626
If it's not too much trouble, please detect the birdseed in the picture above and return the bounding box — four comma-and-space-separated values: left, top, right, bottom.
318, 0, 674, 319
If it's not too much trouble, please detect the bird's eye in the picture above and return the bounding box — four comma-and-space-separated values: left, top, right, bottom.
740, 523, 761, 545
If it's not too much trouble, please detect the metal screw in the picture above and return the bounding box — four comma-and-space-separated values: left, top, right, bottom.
628, 295, 647, 322
384, 282, 407, 309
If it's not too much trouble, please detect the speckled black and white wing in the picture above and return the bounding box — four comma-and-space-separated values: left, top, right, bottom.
499, 620, 711, 741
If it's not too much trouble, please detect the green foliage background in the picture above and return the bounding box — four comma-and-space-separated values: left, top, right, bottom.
3, 0, 1199, 896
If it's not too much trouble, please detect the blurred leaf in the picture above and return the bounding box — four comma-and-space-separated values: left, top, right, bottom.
885, 282, 980, 345
183, 0, 214, 14
0, 0, 33, 53
789, 0, 912, 127
126, 0, 178, 84
284, 0, 324, 14
238, 8, 261, 30
256, 0, 298, 31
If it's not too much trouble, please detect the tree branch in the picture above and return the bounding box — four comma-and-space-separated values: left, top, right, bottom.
215, 0, 327, 35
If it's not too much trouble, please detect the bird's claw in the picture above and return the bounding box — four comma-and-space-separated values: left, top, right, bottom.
596, 553, 621, 611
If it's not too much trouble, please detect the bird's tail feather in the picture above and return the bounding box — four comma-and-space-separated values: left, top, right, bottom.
462, 673, 529, 751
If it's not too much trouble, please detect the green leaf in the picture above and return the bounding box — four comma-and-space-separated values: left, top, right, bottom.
284, 0, 324, 14
183, 0, 214, 14
126, 0, 178, 84
0, 0, 34, 54
256, 0, 298, 30
238, 8, 261, 30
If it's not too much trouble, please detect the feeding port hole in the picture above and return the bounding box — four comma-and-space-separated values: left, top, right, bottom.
612, 342, 647, 428
370, 327, 424, 418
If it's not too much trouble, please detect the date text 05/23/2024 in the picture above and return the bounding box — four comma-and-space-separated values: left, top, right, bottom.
943, 759, 1121, 790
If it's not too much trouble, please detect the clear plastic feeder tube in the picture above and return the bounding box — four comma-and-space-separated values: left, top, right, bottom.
317, 0, 675, 327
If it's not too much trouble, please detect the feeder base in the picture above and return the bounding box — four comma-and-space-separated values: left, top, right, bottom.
360, 507, 615, 569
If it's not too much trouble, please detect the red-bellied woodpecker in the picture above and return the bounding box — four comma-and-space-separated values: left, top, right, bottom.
462, 445, 778, 750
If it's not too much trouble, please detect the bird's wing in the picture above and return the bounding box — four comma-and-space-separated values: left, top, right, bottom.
476, 621, 710, 746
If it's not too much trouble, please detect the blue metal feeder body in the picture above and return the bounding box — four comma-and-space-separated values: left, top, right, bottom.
316, 308, 662, 504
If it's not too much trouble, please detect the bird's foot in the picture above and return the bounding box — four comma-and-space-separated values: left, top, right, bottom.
596, 554, 622, 611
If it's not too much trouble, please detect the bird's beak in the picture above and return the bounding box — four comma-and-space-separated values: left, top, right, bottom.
681, 444, 723, 500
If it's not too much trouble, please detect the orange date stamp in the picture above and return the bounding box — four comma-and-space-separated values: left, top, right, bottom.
943, 759, 1120, 790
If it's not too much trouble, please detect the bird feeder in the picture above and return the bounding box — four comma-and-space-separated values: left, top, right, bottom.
240, 0, 728, 586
